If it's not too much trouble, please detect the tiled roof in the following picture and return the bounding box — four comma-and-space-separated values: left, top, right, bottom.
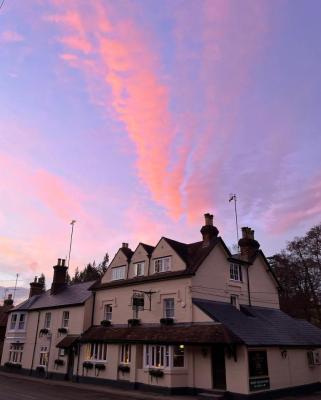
80, 324, 241, 345
12, 281, 93, 312
193, 298, 321, 347
56, 335, 79, 349
140, 243, 155, 255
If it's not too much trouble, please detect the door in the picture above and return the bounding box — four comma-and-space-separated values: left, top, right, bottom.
66, 349, 74, 381
212, 346, 226, 390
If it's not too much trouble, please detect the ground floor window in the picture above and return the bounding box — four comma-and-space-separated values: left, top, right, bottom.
248, 350, 268, 377
144, 344, 185, 369
120, 344, 131, 364
39, 346, 49, 366
9, 343, 24, 363
86, 343, 107, 361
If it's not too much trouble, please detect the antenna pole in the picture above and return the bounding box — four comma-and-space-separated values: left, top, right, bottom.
67, 220, 76, 268
229, 194, 239, 250
13, 273, 18, 301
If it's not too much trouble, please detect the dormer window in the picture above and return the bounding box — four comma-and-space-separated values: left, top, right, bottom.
112, 266, 126, 280
134, 262, 145, 276
230, 263, 243, 282
154, 257, 171, 273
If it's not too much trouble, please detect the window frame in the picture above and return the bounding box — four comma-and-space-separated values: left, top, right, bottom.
86, 343, 108, 362
9, 343, 24, 364
120, 344, 131, 364
9, 312, 26, 331
163, 298, 175, 318
44, 312, 51, 329
248, 350, 269, 378
230, 263, 243, 282
62, 311, 69, 328
134, 261, 145, 276
104, 304, 112, 321
144, 344, 185, 369
154, 257, 171, 274
39, 345, 49, 367
111, 266, 126, 281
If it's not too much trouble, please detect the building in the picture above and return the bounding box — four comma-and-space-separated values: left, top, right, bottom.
1, 214, 321, 398
0, 294, 14, 360
0, 259, 93, 379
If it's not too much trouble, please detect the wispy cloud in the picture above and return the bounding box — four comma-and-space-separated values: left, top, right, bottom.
0, 30, 24, 43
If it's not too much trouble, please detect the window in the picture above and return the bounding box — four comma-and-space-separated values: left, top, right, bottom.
163, 298, 175, 318
86, 343, 107, 361
62, 311, 69, 328
230, 295, 239, 309
145, 345, 170, 368
59, 348, 66, 357
112, 266, 126, 280
173, 345, 185, 367
10, 313, 26, 331
9, 344, 24, 363
134, 262, 145, 276
154, 257, 171, 273
120, 344, 131, 364
39, 346, 49, 366
44, 313, 51, 329
230, 263, 242, 282
104, 304, 112, 321
248, 351, 268, 377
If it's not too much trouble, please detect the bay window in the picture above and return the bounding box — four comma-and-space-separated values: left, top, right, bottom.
9, 343, 24, 363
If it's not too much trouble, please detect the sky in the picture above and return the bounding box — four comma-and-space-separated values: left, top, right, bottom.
0, 0, 321, 298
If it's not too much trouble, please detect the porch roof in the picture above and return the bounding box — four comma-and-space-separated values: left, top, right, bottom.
56, 335, 80, 349
79, 323, 242, 345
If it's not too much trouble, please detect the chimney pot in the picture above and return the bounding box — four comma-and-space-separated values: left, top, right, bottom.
57, 258, 61, 266
61, 259, 66, 267
122, 243, 128, 248
201, 213, 219, 246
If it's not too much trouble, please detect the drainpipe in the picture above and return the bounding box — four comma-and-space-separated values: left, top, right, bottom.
46, 328, 53, 378
91, 292, 96, 327
247, 265, 252, 306
30, 311, 40, 375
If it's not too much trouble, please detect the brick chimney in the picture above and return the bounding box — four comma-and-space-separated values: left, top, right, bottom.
238, 227, 260, 261
4, 293, 13, 307
50, 258, 68, 295
200, 213, 219, 247
29, 276, 45, 298
122, 243, 129, 248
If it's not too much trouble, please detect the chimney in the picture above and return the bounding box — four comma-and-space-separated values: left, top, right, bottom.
122, 243, 129, 248
200, 213, 219, 247
238, 227, 260, 261
51, 258, 68, 295
4, 293, 13, 307
29, 276, 45, 298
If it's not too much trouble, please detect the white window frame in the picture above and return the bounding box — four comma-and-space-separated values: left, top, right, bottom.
86, 343, 107, 362
104, 304, 112, 321
111, 266, 126, 281
163, 298, 175, 318
44, 312, 51, 329
62, 311, 69, 328
154, 257, 171, 274
144, 344, 185, 369
9, 343, 24, 363
120, 344, 131, 364
230, 263, 242, 282
10, 314, 17, 330
39, 346, 49, 366
134, 262, 145, 276
9, 313, 26, 331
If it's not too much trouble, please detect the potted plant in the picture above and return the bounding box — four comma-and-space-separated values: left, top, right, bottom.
160, 317, 174, 325
58, 327, 68, 334
82, 361, 93, 375
54, 359, 64, 368
118, 364, 130, 373
100, 320, 111, 327
94, 363, 106, 376
149, 368, 164, 378
128, 318, 140, 326
39, 328, 49, 336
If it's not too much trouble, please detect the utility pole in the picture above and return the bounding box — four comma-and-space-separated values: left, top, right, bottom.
67, 220, 76, 268
229, 194, 239, 250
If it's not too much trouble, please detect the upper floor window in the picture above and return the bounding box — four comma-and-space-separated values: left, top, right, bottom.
230, 263, 242, 282
104, 304, 112, 321
44, 312, 51, 329
134, 262, 145, 276
9, 343, 24, 363
154, 257, 171, 274
112, 266, 126, 281
62, 311, 69, 328
120, 344, 131, 364
10, 313, 26, 331
86, 343, 107, 361
163, 298, 175, 318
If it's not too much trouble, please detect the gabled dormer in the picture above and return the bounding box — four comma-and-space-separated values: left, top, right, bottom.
101, 243, 133, 283
128, 243, 154, 279
150, 237, 187, 275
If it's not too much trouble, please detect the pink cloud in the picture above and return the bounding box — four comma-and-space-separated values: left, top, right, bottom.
0, 30, 24, 43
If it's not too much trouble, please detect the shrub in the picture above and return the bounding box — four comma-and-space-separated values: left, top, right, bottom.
100, 320, 111, 327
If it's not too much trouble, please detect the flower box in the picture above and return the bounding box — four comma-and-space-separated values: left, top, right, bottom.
149, 368, 164, 378
39, 328, 49, 336
58, 327, 68, 334
160, 317, 174, 325
83, 361, 94, 370
54, 359, 64, 367
100, 320, 111, 327
118, 364, 130, 373
4, 362, 22, 369
128, 318, 140, 326
94, 363, 106, 376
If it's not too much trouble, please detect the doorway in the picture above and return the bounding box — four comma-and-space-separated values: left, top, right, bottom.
66, 349, 74, 381
212, 346, 226, 390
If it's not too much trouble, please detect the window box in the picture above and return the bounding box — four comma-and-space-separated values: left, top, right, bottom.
100, 319, 111, 327
54, 359, 64, 368
128, 318, 140, 326
160, 317, 174, 326
39, 328, 49, 336
118, 364, 130, 373
4, 362, 22, 370
149, 368, 164, 378
58, 327, 68, 334
36, 366, 45, 375
94, 363, 106, 376
83, 361, 94, 370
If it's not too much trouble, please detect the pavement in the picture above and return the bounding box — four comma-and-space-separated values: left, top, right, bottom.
0, 371, 196, 400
